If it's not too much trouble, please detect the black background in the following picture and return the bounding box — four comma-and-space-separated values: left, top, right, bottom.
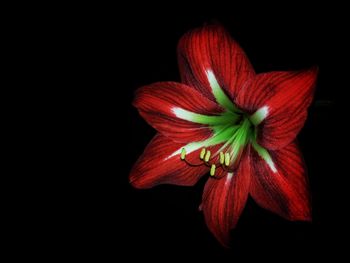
68, 4, 347, 261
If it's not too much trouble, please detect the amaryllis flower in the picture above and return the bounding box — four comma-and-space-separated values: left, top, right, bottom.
130, 25, 317, 247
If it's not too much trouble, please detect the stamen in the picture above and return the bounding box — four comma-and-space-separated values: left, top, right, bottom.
224, 152, 230, 166
200, 148, 206, 160
210, 164, 216, 176
219, 152, 224, 164
180, 148, 186, 160
204, 150, 211, 162
179, 147, 236, 177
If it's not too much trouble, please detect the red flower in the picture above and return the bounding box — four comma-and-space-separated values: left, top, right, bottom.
130, 25, 317, 247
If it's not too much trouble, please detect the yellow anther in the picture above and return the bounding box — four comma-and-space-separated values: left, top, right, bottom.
200, 148, 206, 160
224, 152, 230, 166
210, 164, 216, 176
219, 152, 225, 164
204, 150, 211, 162
181, 148, 186, 160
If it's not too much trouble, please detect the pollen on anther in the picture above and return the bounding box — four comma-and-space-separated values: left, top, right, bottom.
224, 153, 230, 166
204, 150, 211, 162
180, 148, 186, 160
210, 164, 216, 176
219, 152, 224, 164
200, 148, 206, 160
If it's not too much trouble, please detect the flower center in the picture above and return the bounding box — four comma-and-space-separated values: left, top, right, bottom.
172, 70, 276, 178
179, 111, 254, 178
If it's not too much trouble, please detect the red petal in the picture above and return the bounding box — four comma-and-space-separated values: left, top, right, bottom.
249, 142, 311, 221
177, 25, 255, 102
236, 68, 318, 150
201, 152, 251, 247
133, 82, 223, 143
130, 134, 210, 189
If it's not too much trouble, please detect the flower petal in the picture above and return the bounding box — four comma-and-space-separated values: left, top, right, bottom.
249, 141, 311, 221
237, 68, 318, 150
130, 134, 211, 188
177, 25, 255, 106
201, 152, 251, 247
133, 82, 225, 143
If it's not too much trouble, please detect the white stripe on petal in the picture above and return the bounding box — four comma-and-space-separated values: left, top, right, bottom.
266, 158, 277, 173
250, 106, 269, 126
205, 69, 235, 111
225, 172, 233, 186
206, 69, 220, 95
172, 107, 195, 121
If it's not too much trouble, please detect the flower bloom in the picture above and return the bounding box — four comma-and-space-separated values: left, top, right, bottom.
130, 25, 317, 246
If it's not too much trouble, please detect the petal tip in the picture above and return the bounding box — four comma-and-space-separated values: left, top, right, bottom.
129, 176, 142, 189
289, 213, 312, 222
301, 65, 319, 81
129, 170, 151, 189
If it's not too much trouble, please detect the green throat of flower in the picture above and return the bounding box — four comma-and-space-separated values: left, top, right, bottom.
171, 69, 276, 178
177, 110, 255, 178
